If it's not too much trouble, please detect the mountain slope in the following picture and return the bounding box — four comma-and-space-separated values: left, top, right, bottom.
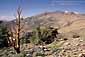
7, 11, 85, 33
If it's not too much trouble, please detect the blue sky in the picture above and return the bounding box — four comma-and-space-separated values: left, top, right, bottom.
0, 0, 85, 20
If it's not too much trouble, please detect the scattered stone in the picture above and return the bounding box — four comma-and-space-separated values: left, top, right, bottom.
79, 53, 85, 57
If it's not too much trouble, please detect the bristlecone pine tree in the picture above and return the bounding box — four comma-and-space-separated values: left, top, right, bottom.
14, 7, 21, 53
8, 7, 25, 53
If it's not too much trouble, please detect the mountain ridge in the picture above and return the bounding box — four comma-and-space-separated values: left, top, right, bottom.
6, 11, 85, 33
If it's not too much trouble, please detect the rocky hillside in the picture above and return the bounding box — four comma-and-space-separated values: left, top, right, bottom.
7, 11, 85, 33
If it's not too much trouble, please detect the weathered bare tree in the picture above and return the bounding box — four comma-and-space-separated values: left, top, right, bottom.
8, 7, 26, 53
14, 7, 21, 53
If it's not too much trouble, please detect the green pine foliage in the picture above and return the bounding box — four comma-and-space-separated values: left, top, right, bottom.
30, 26, 53, 45
0, 25, 9, 48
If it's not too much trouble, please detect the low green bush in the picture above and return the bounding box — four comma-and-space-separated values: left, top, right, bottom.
30, 26, 53, 45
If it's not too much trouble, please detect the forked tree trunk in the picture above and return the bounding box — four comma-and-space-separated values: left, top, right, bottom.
14, 7, 21, 53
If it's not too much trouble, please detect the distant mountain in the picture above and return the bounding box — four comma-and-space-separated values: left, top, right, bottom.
7, 11, 85, 33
